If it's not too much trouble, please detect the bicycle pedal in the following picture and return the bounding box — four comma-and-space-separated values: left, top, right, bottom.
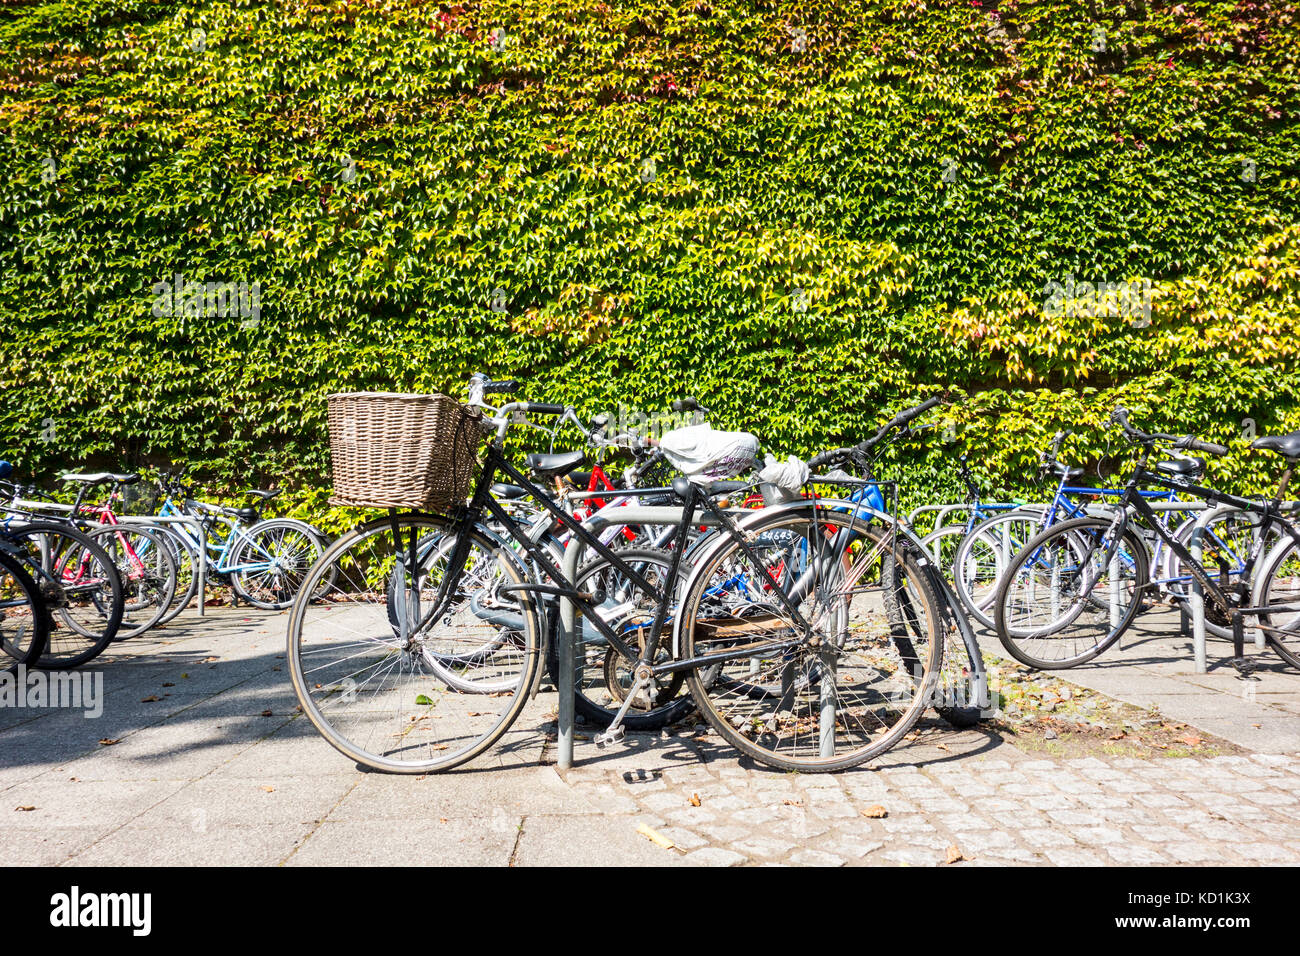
594, 725, 626, 749
1231, 657, 1260, 679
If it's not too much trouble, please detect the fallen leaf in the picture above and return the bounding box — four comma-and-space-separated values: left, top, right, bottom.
15, 806, 36, 812
689, 793, 701, 807
162, 682, 175, 687
862, 805, 888, 819
636, 823, 676, 850
98, 738, 121, 746
140, 695, 162, 702
945, 844, 965, 864
783, 799, 803, 807
261, 786, 275, 793
260, 710, 273, 717
1108, 733, 1126, 740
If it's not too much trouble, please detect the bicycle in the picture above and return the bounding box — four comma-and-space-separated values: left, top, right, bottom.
949, 431, 1196, 630
152, 473, 329, 611
288, 380, 950, 774
992, 408, 1300, 671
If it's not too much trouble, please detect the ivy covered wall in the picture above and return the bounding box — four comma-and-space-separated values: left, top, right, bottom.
2, 0, 1298, 521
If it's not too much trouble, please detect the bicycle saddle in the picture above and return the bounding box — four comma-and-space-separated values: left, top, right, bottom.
244, 489, 280, 501
526, 451, 585, 477
1252, 432, 1300, 459
1050, 462, 1085, 480
490, 482, 528, 499
61, 471, 140, 485
1155, 457, 1203, 477
568, 470, 594, 487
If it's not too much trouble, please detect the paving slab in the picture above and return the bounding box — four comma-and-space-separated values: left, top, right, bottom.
2, 606, 1298, 866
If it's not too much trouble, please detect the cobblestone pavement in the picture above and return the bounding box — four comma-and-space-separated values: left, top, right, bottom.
3, 608, 1298, 866
555, 726, 1300, 866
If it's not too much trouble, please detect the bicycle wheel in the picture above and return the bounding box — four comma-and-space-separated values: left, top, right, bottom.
288, 515, 541, 774
993, 517, 1148, 669
151, 525, 197, 625
228, 519, 327, 610
88, 525, 177, 638
1254, 534, 1300, 669
950, 510, 1046, 630
391, 525, 532, 694
920, 523, 968, 577
544, 548, 694, 730
679, 508, 944, 772
0, 551, 49, 668
5, 523, 123, 668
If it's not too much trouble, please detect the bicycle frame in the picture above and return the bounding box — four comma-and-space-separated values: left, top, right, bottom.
1093, 453, 1300, 625
410, 443, 838, 685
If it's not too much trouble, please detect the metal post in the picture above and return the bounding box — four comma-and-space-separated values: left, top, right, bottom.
818, 649, 836, 758
196, 519, 207, 618
557, 564, 577, 771
1188, 510, 1213, 674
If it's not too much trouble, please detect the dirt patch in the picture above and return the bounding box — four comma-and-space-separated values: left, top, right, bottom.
983, 656, 1242, 759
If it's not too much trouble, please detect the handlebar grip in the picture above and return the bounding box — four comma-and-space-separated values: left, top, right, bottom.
1179, 436, 1230, 457
890, 394, 945, 427
482, 380, 519, 395
808, 447, 851, 470
523, 402, 566, 416
671, 397, 700, 413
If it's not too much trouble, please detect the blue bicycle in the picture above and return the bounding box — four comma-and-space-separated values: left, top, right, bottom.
151, 473, 331, 612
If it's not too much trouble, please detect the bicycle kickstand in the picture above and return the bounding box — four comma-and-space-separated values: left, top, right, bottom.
1230, 610, 1257, 679
593, 664, 658, 749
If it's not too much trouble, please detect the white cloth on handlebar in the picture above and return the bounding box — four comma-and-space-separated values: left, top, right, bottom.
659, 424, 760, 483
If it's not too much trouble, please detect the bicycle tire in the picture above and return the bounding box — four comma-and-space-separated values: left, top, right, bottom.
5, 523, 124, 668
87, 525, 177, 638
680, 509, 944, 772
993, 517, 1149, 669
288, 515, 542, 774
1253, 534, 1300, 670
0, 551, 50, 668
228, 518, 328, 610
543, 548, 694, 730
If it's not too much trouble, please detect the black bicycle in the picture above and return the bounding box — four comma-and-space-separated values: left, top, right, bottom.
288, 379, 951, 773
992, 408, 1300, 671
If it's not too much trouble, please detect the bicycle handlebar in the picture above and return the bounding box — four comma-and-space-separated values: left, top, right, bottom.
808, 393, 946, 470
522, 402, 566, 416
1174, 435, 1231, 457
671, 396, 711, 416
1111, 407, 1229, 457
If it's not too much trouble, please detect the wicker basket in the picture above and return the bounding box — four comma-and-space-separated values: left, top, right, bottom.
327, 392, 485, 511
